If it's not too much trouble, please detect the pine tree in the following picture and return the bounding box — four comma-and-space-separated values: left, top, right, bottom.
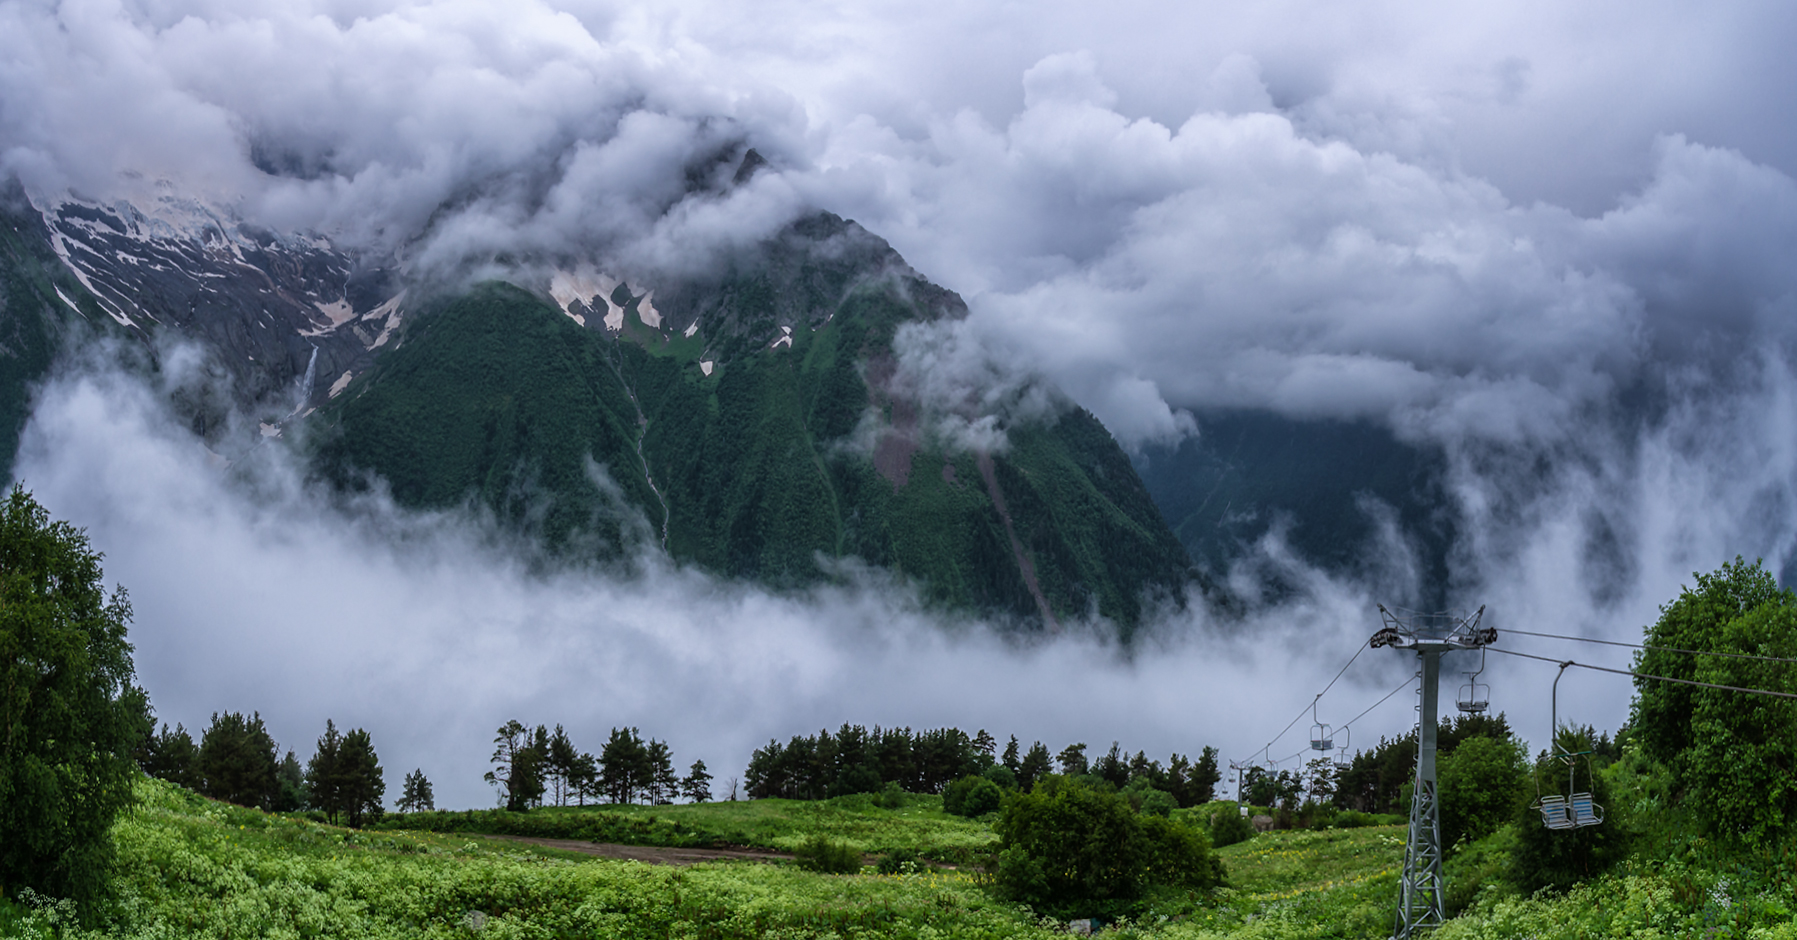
337, 728, 385, 827
484, 719, 539, 812
1002, 735, 1021, 774
1191, 746, 1221, 805
570, 752, 599, 806
198, 711, 280, 809
275, 750, 307, 812
306, 720, 344, 823
973, 729, 997, 762
599, 727, 649, 803
1019, 741, 1052, 791
547, 724, 578, 806
1056, 742, 1089, 776
398, 769, 434, 812
647, 739, 678, 804
141, 722, 200, 789
682, 759, 713, 803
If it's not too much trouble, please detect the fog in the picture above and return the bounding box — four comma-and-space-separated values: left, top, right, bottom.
5, 0, 1797, 805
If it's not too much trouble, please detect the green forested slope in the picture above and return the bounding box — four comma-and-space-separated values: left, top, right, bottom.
313, 269, 1190, 629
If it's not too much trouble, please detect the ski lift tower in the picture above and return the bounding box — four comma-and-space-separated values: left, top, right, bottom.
1371, 605, 1494, 939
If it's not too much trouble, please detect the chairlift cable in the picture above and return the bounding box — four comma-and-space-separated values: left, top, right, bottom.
1236, 639, 1372, 765
1502, 627, 1797, 665
1486, 646, 1797, 700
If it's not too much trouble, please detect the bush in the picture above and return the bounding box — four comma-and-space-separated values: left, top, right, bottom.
1136, 789, 1177, 818
942, 775, 1002, 817
1210, 808, 1256, 847
1439, 735, 1528, 853
993, 775, 1222, 915
1506, 747, 1629, 894
793, 835, 862, 874
983, 764, 1018, 790
875, 781, 906, 809
874, 848, 922, 874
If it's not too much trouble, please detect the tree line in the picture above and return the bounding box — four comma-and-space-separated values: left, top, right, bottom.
743, 724, 1221, 808
136, 710, 432, 826
483, 720, 713, 811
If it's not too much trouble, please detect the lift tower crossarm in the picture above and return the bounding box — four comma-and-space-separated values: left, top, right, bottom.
1373, 605, 1494, 940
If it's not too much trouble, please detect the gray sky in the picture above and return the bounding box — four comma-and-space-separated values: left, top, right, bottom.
6, 0, 1796, 806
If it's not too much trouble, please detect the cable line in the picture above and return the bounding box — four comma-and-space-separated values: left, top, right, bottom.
1486, 646, 1797, 700
1337, 672, 1419, 733
1502, 627, 1797, 666
1238, 639, 1371, 766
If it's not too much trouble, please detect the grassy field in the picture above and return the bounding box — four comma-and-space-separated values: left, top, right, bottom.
379, 791, 1003, 859
10, 776, 1796, 938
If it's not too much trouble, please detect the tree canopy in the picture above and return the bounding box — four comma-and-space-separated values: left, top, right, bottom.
0, 485, 148, 916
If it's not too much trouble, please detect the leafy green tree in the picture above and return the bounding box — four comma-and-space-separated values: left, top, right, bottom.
397, 769, 434, 812
139, 722, 200, 789
1209, 807, 1255, 847
983, 763, 1018, 790
1438, 734, 1527, 853
0, 485, 148, 917
681, 759, 712, 803
994, 775, 1221, 915
337, 728, 385, 827
1630, 558, 1797, 846
197, 711, 280, 809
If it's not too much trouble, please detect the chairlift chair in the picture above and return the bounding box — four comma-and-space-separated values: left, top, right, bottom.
1456, 648, 1491, 714
1309, 697, 1333, 751
1533, 661, 1606, 831
1332, 727, 1353, 772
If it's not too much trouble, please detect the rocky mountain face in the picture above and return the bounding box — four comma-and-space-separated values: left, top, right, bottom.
0, 170, 1195, 632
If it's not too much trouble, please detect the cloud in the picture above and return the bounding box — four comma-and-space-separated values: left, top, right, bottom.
5, 0, 1797, 806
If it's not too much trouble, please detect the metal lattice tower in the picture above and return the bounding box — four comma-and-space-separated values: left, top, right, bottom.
1371, 605, 1494, 940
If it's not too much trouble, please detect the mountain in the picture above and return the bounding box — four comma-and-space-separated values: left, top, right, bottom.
0, 168, 1193, 631
1132, 411, 1456, 604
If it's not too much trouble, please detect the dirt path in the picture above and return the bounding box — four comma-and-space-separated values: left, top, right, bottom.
484, 835, 795, 866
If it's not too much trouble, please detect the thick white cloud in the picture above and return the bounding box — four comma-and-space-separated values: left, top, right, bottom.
5, 0, 1797, 800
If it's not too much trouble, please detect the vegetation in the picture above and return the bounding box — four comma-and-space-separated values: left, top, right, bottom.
0, 485, 147, 920
993, 775, 1224, 917
313, 255, 1193, 629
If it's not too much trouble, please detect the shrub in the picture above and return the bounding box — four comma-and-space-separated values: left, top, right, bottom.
993, 775, 1222, 914
1210, 808, 1256, 847
1136, 789, 1177, 818
875, 781, 906, 809
1438, 735, 1528, 853
942, 775, 1002, 817
875, 848, 922, 874
983, 764, 1018, 790
793, 835, 862, 874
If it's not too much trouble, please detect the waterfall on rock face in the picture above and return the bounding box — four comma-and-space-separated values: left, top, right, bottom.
293, 346, 318, 415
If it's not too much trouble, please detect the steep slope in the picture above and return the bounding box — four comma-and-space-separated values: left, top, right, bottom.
0, 179, 124, 471
1132, 411, 1455, 601
313, 215, 1192, 628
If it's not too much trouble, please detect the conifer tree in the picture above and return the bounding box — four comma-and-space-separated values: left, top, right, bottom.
198, 711, 280, 809
682, 759, 713, 803
484, 719, 541, 812
337, 728, 385, 827
1056, 742, 1089, 776
647, 738, 678, 804
306, 720, 344, 823
599, 727, 649, 803
398, 768, 435, 812
275, 750, 308, 811
546, 724, 578, 806
141, 722, 200, 789
1002, 735, 1021, 774
1018, 742, 1052, 791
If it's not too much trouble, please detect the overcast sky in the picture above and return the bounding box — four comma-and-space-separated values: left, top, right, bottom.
6, 0, 1797, 806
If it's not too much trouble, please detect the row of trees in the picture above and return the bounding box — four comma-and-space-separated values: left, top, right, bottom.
742, 723, 1221, 807
484, 721, 713, 811
137, 710, 426, 827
